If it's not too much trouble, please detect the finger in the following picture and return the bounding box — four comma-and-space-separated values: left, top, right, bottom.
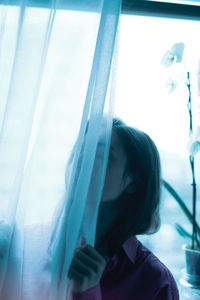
73, 243, 88, 256
82, 244, 107, 264
71, 257, 93, 277
74, 246, 82, 256
68, 266, 83, 282
74, 235, 87, 253
75, 250, 99, 273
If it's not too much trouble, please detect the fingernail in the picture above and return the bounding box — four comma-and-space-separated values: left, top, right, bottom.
80, 236, 86, 246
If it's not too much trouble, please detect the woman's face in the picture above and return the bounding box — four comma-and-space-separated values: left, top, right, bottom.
100, 129, 132, 202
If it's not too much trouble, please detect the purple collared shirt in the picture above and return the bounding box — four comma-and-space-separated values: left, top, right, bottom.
72, 236, 179, 300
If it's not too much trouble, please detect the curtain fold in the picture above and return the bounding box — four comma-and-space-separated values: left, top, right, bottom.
0, 1, 57, 298
0, 0, 121, 299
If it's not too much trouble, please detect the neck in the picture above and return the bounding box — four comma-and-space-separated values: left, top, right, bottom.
94, 192, 139, 259
94, 200, 121, 259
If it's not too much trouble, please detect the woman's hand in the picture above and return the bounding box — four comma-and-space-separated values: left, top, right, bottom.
68, 243, 108, 293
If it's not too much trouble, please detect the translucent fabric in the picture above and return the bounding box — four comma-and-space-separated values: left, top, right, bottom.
0, 0, 121, 299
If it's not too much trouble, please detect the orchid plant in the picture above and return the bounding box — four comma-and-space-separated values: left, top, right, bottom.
161, 42, 200, 250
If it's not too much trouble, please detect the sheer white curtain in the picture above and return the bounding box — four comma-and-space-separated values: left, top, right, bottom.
0, 0, 121, 299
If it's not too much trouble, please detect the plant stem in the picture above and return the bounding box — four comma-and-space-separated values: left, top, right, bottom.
187, 72, 192, 133
187, 71, 197, 249
190, 156, 197, 249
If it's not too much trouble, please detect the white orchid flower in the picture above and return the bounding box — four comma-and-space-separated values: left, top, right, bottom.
0, 221, 11, 258
160, 50, 174, 68
165, 77, 178, 93
161, 42, 185, 68
187, 126, 200, 156
171, 43, 185, 63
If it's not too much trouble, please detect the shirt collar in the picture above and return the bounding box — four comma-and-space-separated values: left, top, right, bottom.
122, 235, 139, 264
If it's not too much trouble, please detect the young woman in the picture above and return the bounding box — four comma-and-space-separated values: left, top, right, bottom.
68, 118, 179, 299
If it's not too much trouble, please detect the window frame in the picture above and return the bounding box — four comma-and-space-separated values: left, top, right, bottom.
122, 0, 200, 20
1, 0, 200, 20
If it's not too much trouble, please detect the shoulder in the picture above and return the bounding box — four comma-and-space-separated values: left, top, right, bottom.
136, 239, 174, 277
137, 240, 179, 298
122, 237, 179, 299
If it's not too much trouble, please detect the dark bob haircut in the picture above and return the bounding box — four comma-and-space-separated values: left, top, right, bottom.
96, 118, 162, 256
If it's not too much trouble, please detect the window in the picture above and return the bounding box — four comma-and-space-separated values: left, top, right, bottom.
115, 13, 200, 283
1, 0, 200, 288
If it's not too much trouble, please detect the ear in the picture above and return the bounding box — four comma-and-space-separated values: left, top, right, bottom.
126, 181, 136, 194
123, 174, 135, 194
125, 174, 141, 194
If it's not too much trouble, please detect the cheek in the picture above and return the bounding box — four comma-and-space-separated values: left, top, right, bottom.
101, 161, 125, 202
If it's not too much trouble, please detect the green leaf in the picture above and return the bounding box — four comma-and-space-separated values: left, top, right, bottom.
162, 179, 200, 239
175, 223, 192, 239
